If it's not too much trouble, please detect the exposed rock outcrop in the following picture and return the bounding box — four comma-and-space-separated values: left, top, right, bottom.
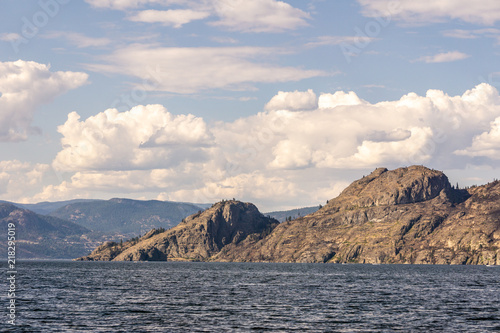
79, 166, 500, 265
76, 228, 166, 261
216, 166, 499, 265
327, 166, 453, 211
77, 200, 278, 261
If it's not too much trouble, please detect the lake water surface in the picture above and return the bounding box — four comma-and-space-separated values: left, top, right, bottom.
3, 261, 500, 332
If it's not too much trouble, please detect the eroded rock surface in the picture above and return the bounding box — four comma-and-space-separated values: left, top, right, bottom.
79, 166, 500, 265
78, 200, 278, 261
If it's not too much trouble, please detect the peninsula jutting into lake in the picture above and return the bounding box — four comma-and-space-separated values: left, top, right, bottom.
78, 165, 500, 265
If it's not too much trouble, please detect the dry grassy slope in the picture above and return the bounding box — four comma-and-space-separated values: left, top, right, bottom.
215, 166, 500, 265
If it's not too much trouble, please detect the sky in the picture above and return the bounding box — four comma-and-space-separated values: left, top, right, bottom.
0, 0, 500, 212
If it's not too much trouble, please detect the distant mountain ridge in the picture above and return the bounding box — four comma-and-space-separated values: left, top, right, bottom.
79, 166, 500, 265
0, 198, 212, 259
0, 203, 100, 259
265, 206, 320, 222
0, 199, 99, 215
49, 198, 211, 236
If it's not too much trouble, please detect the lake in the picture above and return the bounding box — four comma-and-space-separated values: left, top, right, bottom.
3, 261, 500, 332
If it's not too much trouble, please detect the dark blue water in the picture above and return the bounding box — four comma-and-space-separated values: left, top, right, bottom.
2, 261, 500, 332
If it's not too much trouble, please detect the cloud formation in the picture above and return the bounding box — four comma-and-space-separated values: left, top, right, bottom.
455, 117, 500, 159
0, 60, 88, 141
0, 160, 50, 202
318, 91, 367, 108
42, 31, 112, 48
358, 0, 500, 25
209, 0, 310, 33
442, 28, 500, 45
305, 35, 376, 48
265, 89, 317, 111
416, 51, 470, 63
217, 83, 500, 175
53, 104, 214, 172
34, 169, 181, 202
40, 83, 500, 210
85, 0, 169, 10
86, 0, 310, 32
86, 44, 326, 93
128, 9, 210, 27
0, 33, 22, 42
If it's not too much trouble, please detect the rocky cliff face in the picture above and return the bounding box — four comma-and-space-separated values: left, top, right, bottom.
327, 166, 453, 210
79, 166, 500, 265
216, 166, 499, 265
77, 200, 278, 261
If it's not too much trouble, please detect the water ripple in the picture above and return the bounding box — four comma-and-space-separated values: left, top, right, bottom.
2, 261, 500, 332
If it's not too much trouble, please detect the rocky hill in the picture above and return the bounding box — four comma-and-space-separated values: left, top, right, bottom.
77, 200, 279, 261
78, 166, 500, 265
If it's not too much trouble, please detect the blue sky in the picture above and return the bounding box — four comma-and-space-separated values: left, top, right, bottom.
1, 0, 500, 211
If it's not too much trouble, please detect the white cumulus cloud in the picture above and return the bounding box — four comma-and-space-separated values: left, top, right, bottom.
455, 117, 500, 159
165, 171, 298, 204
318, 91, 367, 108
53, 104, 214, 172
265, 89, 317, 111
30, 83, 500, 210
0, 60, 88, 141
34, 168, 180, 202
0, 160, 51, 203
220, 84, 500, 172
